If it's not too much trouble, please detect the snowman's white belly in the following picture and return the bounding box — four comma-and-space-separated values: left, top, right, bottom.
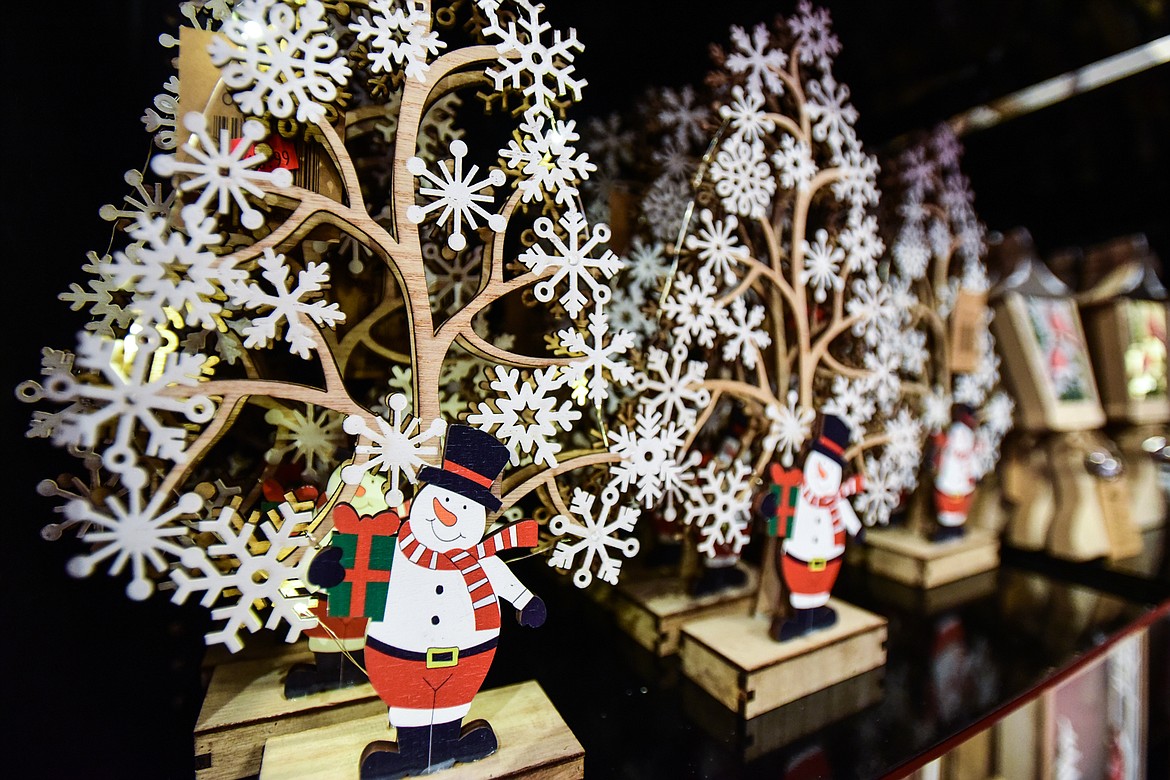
365, 546, 500, 652
783, 506, 842, 559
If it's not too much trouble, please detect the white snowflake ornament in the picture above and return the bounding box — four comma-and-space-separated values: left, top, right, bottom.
549, 482, 640, 588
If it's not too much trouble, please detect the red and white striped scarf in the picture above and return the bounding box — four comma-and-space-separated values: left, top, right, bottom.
801, 474, 864, 545
398, 519, 539, 631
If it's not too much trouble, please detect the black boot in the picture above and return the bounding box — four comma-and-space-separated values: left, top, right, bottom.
690, 565, 738, 598
932, 525, 966, 543
771, 608, 814, 642
809, 604, 838, 631
430, 719, 498, 766
284, 650, 368, 698
360, 726, 431, 780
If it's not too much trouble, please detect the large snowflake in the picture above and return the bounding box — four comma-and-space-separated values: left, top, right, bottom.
264, 403, 345, 480
64, 468, 203, 601
171, 498, 316, 652
226, 247, 345, 358
152, 113, 293, 230
106, 214, 240, 330
341, 393, 447, 506
548, 482, 640, 588
710, 136, 775, 220
518, 210, 622, 319
43, 326, 215, 475
608, 402, 697, 512
483, 0, 586, 118
407, 139, 507, 252
633, 343, 711, 428
467, 366, 580, 467
209, 0, 353, 124
685, 459, 753, 558
725, 23, 787, 96
501, 115, 595, 206
556, 309, 635, 406
349, 0, 445, 82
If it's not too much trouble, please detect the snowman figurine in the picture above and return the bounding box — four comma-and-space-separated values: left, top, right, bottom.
310, 425, 545, 779
932, 404, 980, 542
763, 414, 863, 642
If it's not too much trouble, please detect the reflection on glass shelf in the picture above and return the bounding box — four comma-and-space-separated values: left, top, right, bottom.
482, 559, 1157, 779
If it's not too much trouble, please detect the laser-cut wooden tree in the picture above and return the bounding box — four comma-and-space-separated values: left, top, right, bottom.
621, 2, 930, 639
18, 0, 642, 670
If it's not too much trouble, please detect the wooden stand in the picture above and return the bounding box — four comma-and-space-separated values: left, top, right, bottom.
610, 564, 757, 656
679, 599, 887, 719
195, 651, 383, 780
681, 667, 883, 761
259, 680, 584, 780
865, 526, 1000, 589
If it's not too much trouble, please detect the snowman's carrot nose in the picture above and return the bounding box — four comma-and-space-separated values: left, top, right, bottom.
817, 463, 826, 479
355, 484, 366, 497
433, 497, 459, 527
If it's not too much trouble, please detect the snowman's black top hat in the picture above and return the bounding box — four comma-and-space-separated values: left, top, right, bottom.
810, 413, 850, 467
419, 425, 510, 512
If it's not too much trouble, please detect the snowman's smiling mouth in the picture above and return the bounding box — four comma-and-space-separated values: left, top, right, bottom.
428, 521, 465, 544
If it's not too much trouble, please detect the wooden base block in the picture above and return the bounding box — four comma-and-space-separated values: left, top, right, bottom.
865, 527, 1000, 588
259, 680, 584, 780
611, 565, 757, 656
679, 599, 887, 719
195, 652, 383, 780
681, 667, 884, 761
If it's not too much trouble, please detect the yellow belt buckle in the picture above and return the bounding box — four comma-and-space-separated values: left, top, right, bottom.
426, 647, 459, 669
809, 558, 827, 572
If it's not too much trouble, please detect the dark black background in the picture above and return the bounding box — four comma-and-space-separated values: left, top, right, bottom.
2, 2, 1167, 777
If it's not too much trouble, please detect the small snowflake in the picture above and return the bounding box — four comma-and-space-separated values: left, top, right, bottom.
226, 248, 345, 358
853, 455, 900, 526
609, 402, 697, 510
483, 0, 585, 118
468, 366, 580, 467
633, 342, 711, 428
823, 375, 876, 443
107, 214, 239, 330
60, 251, 136, 338
99, 169, 175, 225
426, 244, 482, 316
641, 175, 692, 242
685, 459, 753, 558
763, 390, 815, 467
685, 209, 750, 285
710, 136, 775, 220
726, 23, 787, 97
43, 326, 216, 475
661, 269, 722, 349
772, 134, 818, 192
501, 115, 595, 206
806, 73, 859, 158
152, 113, 293, 230
65, 469, 203, 601
264, 403, 344, 480
839, 214, 884, 274
407, 139, 507, 252
556, 309, 636, 406
624, 237, 670, 291
832, 149, 881, 213
342, 395, 447, 506
350, 0, 445, 82
584, 112, 634, 173
720, 85, 776, 142
171, 498, 316, 652
923, 388, 953, 434
210, 0, 353, 124
715, 296, 771, 369
519, 211, 622, 319
789, 0, 842, 68
549, 482, 640, 588
800, 228, 845, 303
657, 84, 709, 146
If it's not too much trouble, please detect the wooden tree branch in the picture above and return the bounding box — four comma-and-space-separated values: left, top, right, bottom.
455, 330, 573, 370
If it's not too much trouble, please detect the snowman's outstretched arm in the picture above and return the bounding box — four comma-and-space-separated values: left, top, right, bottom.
479, 555, 547, 627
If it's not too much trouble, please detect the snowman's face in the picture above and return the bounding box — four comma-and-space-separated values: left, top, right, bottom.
410, 483, 487, 552
804, 451, 842, 494
326, 468, 389, 515
948, 423, 975, 454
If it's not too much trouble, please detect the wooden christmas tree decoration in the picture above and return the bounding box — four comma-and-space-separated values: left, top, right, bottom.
861, 124, 1014, 588
17, 2, 655, 777
603, 3, 905, 716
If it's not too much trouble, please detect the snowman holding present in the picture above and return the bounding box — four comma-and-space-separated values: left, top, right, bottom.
762, 413, 864, 642
309, 425, 546, 779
